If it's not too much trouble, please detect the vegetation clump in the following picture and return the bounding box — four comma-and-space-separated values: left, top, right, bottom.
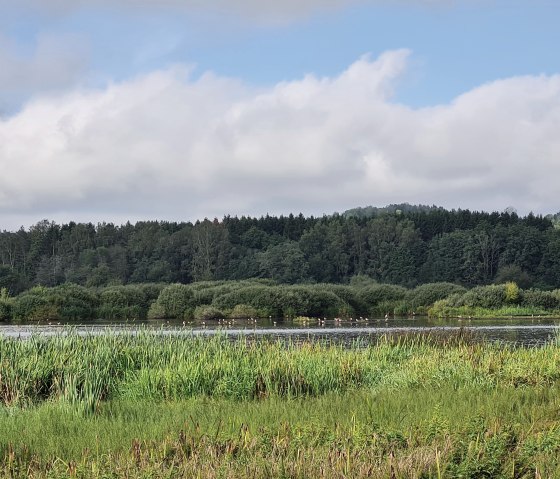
193, 305, 224, 321
429, 282, 560, 318
11, 284, 98, 321
0, 288, 13, 321
229, 304, 260, 319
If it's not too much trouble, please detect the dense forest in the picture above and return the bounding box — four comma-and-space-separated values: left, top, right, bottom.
0, 204, 558, 295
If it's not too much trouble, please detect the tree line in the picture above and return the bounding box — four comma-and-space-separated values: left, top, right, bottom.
0, 204, 558, 294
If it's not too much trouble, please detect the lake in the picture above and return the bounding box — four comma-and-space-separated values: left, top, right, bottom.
1, 316, 559, 346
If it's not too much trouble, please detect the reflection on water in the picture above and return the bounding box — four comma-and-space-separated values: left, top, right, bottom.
1, 316, 559, 347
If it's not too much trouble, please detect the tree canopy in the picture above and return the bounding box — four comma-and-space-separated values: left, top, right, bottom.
0, 205, 557, 293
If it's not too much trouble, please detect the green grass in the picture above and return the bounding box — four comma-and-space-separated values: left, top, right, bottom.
2, 331, 560, 406
2, 386, 560, 478
2, 332, 560, 477
428, 304, 560, 319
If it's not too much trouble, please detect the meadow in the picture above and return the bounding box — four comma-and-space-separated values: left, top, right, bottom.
1, 332, 560, 477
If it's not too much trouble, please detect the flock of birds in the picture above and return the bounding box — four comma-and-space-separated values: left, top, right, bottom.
182, 314, 404, 329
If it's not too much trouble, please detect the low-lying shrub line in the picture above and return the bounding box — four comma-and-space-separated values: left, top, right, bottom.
2, 279, 560, 322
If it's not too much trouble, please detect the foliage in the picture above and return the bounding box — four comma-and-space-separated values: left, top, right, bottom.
504, 281, 520, 304
404, 282, 466, 313
229, 304, 260, 319
369, 300, 403, 317
356, 284, 407, 315
11, 284, 98, 321
211, 285, 348, 318
0, 207, 558, 295
256, 241, 309, 283
5, 279, 560, 321
521, 289, 560, 310
453, 284, 507, 309
146, 301, 166, 319
98, 285, 144, 319
0, 287, 12, 321
494, 264, 533, 288
2, 333, 560, 477
429, 282, 560, 318
193, 305, 224, 321
149, 284, 196, 319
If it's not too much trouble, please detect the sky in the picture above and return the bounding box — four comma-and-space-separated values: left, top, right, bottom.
0, 0, 559, 230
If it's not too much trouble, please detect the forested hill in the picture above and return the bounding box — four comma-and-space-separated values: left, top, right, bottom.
0, 206, 558, 293
342, 203, 443, 218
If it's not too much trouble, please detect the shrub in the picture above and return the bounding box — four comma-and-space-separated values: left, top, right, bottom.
12, 287, 51, 320
279, 286, 348, 318
369, 300, 401, 317
405, 282, 466, 309
98, 285, 147, 319
0, 301, 12, 321
229, 304, 260, 319
0, 288, 13, 321
193, 305, 224, 321
356, 284, 407, 311
393, 301, 410, 316
151, 284, 197, 319
136, 283, 167, 304
443, 292, 466, 308
212, 286, 281, 317
314, 284, 362, 313
521, 289, 560, 310
12, 284, 99, 321
336, 303, 355, 318
212, 285, 349, 318
504, 282, 520, 304
147, 301, 166, 319
429, 299, 454, 318
456, 285, 507, 309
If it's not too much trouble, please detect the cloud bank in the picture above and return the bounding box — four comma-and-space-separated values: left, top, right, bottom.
1, 49, 559, 228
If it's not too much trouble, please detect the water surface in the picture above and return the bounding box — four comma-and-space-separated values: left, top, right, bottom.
1, 316, 559, 346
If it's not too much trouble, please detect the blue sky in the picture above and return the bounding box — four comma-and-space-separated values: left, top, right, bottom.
3, 1, 559, 107
0, 0, 559, 228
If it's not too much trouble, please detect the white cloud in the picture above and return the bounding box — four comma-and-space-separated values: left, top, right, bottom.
1, 49, 560, 229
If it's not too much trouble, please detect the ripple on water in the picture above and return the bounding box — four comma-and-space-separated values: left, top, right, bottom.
1, 318, 559, 346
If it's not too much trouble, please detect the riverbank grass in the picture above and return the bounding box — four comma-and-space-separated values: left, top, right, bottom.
2, 385, 560, 477
1, 333, 560, 477
428, 303, 559, 319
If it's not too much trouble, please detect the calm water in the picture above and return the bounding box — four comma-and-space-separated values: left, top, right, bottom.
1, 316, 559, 346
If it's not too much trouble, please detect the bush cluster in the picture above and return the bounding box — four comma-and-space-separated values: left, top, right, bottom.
12, 284, 99, 321
429, 283, 560, 317
3, 279, 560, 322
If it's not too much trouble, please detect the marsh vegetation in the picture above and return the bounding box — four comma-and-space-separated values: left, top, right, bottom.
1, 333, 560, 477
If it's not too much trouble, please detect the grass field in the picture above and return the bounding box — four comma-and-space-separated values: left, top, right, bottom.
1, 332, 560, 478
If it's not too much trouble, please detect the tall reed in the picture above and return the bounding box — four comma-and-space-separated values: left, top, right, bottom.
2, 331, 560, 409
